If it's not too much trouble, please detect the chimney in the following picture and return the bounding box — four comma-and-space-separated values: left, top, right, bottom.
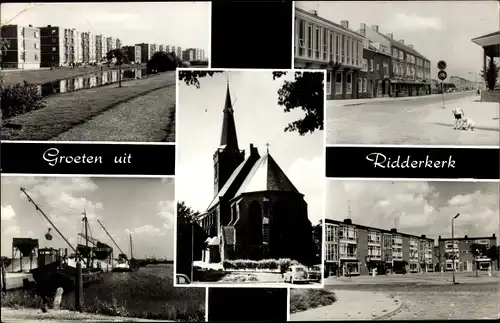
343, 218, 352, 225
309, 10, 318, 16
421, 234, 426, 239
371, 25, 379, 32
399, 39, 405, 45
465, 235, 468, 239
48, 25, 52, 27
493, 233, 496, 238
340, 20, 349, 29
386, 33, 393, 39
390, 228, 397, 233
358, 23, 366, 36
439, 235, 442, 240
408, 44, 413, 49
29, 24, 33, 27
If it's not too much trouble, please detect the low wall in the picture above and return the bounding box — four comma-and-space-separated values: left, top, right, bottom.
481, 90, 500, 103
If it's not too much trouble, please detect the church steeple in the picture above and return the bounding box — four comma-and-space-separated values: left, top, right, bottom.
220, 80, 239, 150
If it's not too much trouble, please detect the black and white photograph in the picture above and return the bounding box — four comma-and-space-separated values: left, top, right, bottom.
0, 2, 210, 142
294, 1, 500, 146
207, 287, 288, 322
290, 180, 500, 321
0, 176, 206, 322
175, 69, 325, 287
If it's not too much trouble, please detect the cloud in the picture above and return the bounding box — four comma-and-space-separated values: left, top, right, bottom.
3, 224, 21, 236
389, 13, 443, 31
1, 205, 16, 221
157, 200, 174, 229
287, 156, 324, 224
126, 225, 163, 236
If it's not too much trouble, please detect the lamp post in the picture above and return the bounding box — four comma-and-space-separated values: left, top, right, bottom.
190, 220, 194, 282
451, 213, 460, 284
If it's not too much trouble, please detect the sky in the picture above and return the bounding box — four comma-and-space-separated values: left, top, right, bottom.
296, 1, 500, 81
1, 2, 210, 54
327, 180, 500, 243
176, 70, 325, 225
1, 176, 175, 259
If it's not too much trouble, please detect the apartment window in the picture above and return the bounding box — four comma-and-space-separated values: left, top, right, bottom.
314, 26, 320, 59
34, 54, 39, 61
346, 37, 350, 64
341, 34, 345, 63
52, 29, 56, 34
326, 72, 331, 95
34, 31, 39, 38
34, 43, 38, 49
399, 51, 404, 60
351, 39, 355, 65
369, 59, 374, 71
363, 78, 367, 92
323, 28, 328, 60
383, 63, 389, 76
362, 59, 368, 72
335, 73, 342, 95
335, 34, 340, 62
307, 23, 313, 57
392, 48, 397, 58
52, 47, 56, 52
355, 41, 359, 65
347, 74, 353, 94
329, 32, 334, 61
376, 63, 379, 71
393, 64, 397, 75
298, 19, 305, 56
358, 78, 362, 93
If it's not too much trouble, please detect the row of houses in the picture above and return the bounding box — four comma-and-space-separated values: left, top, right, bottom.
295, 8, 432, 100
0, 24, 206, 69
320, 218, 498, 277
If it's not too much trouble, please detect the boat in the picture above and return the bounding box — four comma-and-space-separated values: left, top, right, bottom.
110, 235, 139, 272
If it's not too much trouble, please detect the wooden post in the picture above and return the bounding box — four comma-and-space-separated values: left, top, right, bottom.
53, 287, 63, 310
75, 262, 83, 312
1, 262, 7, 293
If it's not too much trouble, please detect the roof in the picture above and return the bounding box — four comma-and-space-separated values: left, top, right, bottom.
472, 30, 500, 41
382, 36, 429, 61
234, 152, 300, 197
220, 81, 239, 150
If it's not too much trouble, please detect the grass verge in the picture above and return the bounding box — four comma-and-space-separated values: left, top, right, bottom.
289, 289, 337, 314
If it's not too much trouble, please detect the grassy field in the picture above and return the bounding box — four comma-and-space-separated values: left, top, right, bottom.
1, 71, 176, 141
0, 64, 146, 86
289, 289, 337, 314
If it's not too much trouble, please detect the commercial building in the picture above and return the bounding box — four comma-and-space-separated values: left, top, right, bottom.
122, 45, 141, 64
450, 76, 474, 91
95, 34, 106, 62
1, 24, 41, 69
437, 234, 497, 272
39, 25, 64, 67
136, 43, 150, 63
324, 218, 435, 276
294, 8, 364, 100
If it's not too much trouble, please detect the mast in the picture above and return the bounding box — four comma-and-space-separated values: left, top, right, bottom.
129, 234, 133, 260
97, 220, 126, 257
20, 188, 77, 255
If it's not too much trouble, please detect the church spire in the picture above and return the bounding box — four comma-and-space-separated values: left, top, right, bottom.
220, 79, 239, 150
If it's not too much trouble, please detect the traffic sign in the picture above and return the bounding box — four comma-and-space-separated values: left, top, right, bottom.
438, 70, 448, 81
437, 60, 447, 70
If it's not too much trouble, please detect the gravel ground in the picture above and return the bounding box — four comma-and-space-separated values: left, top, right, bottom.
52, 84, 176, 142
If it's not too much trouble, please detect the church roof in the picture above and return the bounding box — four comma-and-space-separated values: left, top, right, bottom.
234, 152, 300, 197
220, 80, 239, 150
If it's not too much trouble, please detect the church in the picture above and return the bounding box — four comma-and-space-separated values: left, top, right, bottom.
195, 80, 316, 266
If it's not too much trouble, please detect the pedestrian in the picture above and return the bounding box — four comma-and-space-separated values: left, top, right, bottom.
451, 107, 465, 130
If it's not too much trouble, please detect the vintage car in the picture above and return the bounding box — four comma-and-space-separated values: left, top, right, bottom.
176, 273, 191, 285
283, 265, 311, 284
307, 264, 322, 282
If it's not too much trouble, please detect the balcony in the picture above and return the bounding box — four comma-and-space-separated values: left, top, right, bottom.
339, 253, 358, 260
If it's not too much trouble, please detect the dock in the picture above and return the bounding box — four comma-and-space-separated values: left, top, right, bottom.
1, 272, 35, 291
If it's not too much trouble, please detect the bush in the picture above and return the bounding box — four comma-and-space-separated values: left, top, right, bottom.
290, 289, 337, 314
222, 258, 300, 272
190, 60, 208, 66
1, 290, 51, 309
1, 81, 46, 119
146, 52, 179, 74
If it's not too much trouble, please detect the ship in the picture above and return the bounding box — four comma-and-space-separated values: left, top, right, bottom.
111, 235, 139, 272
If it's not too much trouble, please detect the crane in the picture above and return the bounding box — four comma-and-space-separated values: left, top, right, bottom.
97, 220, 126, 259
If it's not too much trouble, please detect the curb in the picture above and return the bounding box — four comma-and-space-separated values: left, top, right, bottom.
374, 296, 405, 320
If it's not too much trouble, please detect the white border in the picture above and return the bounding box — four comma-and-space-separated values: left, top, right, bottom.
173, 68, 327, 289
0, 174, 175, 179
291, 3, 296, 69
286, 287, 291, 321
1, 140, 175, 145
207, 1, 212, 69
326, 177, 499, 183
327, 144, 500, 149
204, 287, 209, 322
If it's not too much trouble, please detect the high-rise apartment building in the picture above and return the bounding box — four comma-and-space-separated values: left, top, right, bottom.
1, 24, 41, 69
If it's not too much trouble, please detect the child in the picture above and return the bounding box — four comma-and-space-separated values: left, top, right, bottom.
451, 107, 465, 129
461, 116, 475, 131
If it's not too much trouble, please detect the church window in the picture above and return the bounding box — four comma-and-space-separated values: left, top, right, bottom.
214, 163, 218, 183
263, 217, 270, 244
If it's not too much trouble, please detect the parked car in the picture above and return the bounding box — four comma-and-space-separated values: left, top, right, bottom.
176, 273, 191, 285
307, 264, 322, 282
283, 265, 310, 284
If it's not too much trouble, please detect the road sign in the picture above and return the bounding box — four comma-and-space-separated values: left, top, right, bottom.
437, 60, 447, 70
438, 70, 448, 81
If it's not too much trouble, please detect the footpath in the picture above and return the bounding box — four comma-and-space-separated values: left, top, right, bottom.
330, 92, 473, 106
0, 307, 165, 322
289, 290, 402, 321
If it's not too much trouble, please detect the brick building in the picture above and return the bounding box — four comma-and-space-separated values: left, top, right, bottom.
294, 8, 365, 100
122, 45, 141, 64
195, 81, 316, 266
324, 218, 435, 276
437, 234, 497, 272
1, 24, 41, 69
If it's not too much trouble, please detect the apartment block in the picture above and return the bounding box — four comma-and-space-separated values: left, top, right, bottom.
159, 44, 164, 52
123, 45, 141, 64
150, 43, 158, 56
176, 46, 182, 58
136, 43, 151, 63
450, 76, 475, 91
95, 34, 106, 62
106, 37, 116, 53
1, 24, 41, 69
437, 234, 497, 272
39, 25, 64, 67
116, 38, 122, 49
81, 32, 96, 64
165, 45, 171, 53
324, 218, 435, 276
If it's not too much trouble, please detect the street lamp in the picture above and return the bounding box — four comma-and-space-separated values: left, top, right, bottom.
451, 213, 460, 284
190, 220, 194, 283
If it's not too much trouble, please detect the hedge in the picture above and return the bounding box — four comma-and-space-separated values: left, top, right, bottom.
1, 81, 46, 119
222, 258, 301, 272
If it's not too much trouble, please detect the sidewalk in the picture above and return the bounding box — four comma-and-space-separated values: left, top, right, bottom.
424, 98, 499, 131
0, 308, 164, 322
330, 92, 474, 107
289, 290, 402, 321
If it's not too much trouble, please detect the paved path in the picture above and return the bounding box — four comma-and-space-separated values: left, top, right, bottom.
52, 84, 176, 142
290, 290, 402, 321
0, 308, 164, 322
327, 92, 499, 145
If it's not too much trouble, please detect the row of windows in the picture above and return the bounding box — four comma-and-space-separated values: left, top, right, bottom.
392, 47, 430, 68
295, 18, 363, 67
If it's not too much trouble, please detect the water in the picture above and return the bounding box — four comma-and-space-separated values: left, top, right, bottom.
37, 68, 149, 97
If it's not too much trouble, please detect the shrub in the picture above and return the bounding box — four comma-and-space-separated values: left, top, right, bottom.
146, 52, 179, 74
1, 290, 51, 309
1, 81, 46, 119
190, 60, 209, 66
290, 289, 337, 314
222, 258, 301, 272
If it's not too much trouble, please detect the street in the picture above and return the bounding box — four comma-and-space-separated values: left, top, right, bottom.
326, 91, 499, 146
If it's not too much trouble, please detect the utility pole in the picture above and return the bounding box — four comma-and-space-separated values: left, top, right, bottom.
451, 213, 460, 284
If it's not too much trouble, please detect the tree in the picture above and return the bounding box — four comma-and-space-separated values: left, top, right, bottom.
178, 70, 324, 135
146, 51, 178, 74
106, 48, 126, 88
470, 243, 488, 277
480, 58, 499, 90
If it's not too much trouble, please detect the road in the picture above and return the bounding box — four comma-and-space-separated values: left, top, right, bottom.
326, 91, 499, 145
325, 282, 500, 320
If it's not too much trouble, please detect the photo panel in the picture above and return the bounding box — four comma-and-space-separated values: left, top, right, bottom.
293, 1, 500, 146
1, 2, 210, 142
289, 179, 499, 321
174, 68, 326, 288
207, 287, 288, 322
0, 176, 206, 322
